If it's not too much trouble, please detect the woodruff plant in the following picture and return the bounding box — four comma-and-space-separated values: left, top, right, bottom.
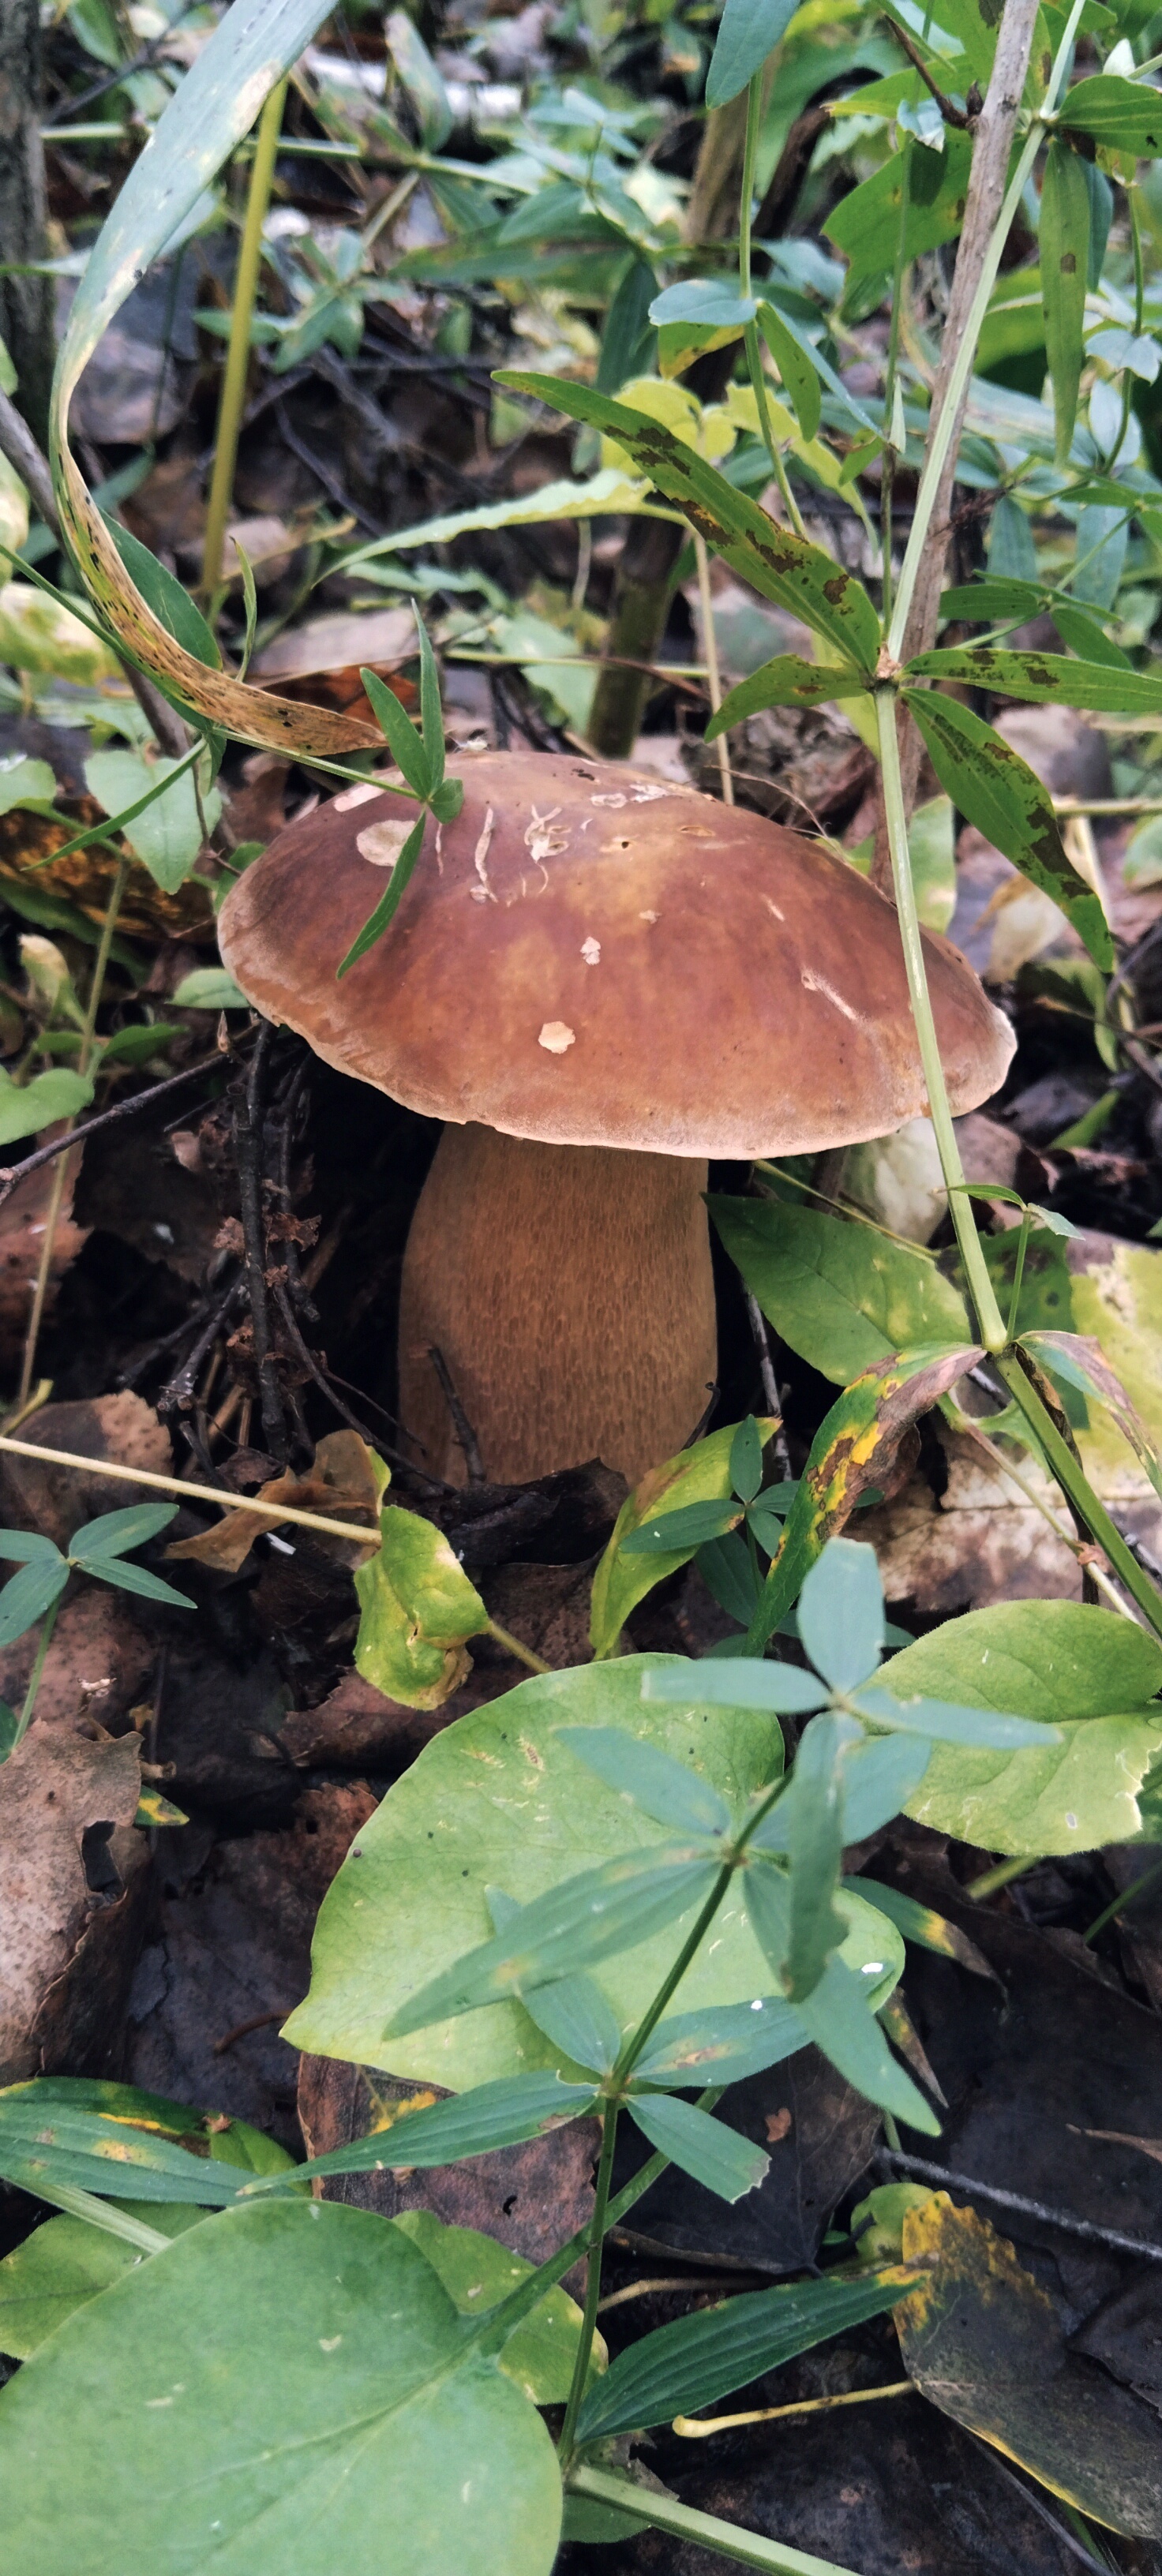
0, 1537, 1062, 2572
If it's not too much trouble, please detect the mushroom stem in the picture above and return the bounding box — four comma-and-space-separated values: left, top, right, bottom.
397, 1125, 718, 1490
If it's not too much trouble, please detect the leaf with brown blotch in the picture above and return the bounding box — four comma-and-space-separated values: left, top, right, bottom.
166, 1431, 382, 1573
895, 2195, 1162, 2537
1020, 1331, 1162, 1504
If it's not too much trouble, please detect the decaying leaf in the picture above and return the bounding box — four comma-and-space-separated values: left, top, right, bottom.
895, 2194, 1162, 2537
0, 1724, 150, 2087
167, 1430, 382, 1573
354, 1501, 489, 1709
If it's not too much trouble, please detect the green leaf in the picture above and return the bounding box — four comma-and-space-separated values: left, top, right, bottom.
706, 657, 872, 737
75, 1556, 194, 1610
590, 1418, 774, 1657
428, 775, 463, 825
493, 374, 882, 672
756, 302, 822, 440
575, 2265, 916, 2443
643, 1661, 826, 1717
284, 1657, 785, 2087
598, 258, 658, 394
729, 1414, 764, 1506
556, 1727, 733, 1837
1049, 605, 1130, 669
0, 1065, 94, 1144
354, 1503, 487, 1709
390, 2209, 600, 2405
696, 1531, 763, 1629
244, 2076, 599, 2186
171, 967, 248, 1008
0, 1556, 70, 1646
0, 2102, 252, 2206
705, 0, 800, 107
5, 2078, 297, 2178
649, 281, 757, 330
1058, 71, 1162, 155
782, 1713, 857, 2002
1019, 1329, 1162, 1500
792, 1953, 939, 2132
633, 1997, 806, 2089
84, 749, 220, 895
842, 1879, 997, 1976
336, 812, 427, 974
383, 1848, 721, 2041
414, 611, 445, 792
384, 5, 452, 147
618, 1500, 743, 1554
0, 754, 57, 815
825, 132, 974, 289
0, 1530, 62, 1565
628, 2094, 769, 2202
853, 1683, 1059, 1750
340, 472, 647, 579
901, 689, 1113, 970
0, 2203, 564, 2576
67, 1503, 177, 1559
906, 647, 1162, 717
835, 1735, 934, 1840
0, 2204, 203, 2359
797, 1535, 884, 1694
885, 1601, 1162, 1853
709, 1196, 972, 1390
105, 520, 220, 669
745, 1346, 982, 1652
1040, 137, 1090, 463
359, 668, 430, 798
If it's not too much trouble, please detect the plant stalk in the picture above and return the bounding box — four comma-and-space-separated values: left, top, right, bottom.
566, 2464, 866, 2576
484, 1617, 553, 1675
694, 530, 733, 803
9, 1592, 60, 1753
201, 78, 287, 602
558, 2102, 620, 2458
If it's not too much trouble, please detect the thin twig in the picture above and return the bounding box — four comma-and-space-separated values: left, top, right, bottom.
875, 2148, 1162, 2263
233, 1021, 287, 1462
0, 1430, 381, 1545
886, 20, 976, 128
428, 1346, 485, 1485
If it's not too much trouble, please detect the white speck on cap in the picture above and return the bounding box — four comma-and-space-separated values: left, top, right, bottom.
538, 1021, 575, 1054
335, 781, 384, 811
581, 937, 601, 965
357, 818, 412, 869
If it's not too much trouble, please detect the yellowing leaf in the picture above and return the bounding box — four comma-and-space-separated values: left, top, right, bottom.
354, 1504, 488, 1709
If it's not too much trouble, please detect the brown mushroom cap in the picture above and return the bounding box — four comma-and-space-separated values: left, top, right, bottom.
219, 748, 1014, 1154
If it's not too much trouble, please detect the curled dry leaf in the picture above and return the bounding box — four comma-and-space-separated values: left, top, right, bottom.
166, 1429, 382, 1574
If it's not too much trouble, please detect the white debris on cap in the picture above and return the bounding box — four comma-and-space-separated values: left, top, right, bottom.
538, 1021, 575, 1054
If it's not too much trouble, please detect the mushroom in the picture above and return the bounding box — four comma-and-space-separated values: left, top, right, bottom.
218, 749, 1014, 1488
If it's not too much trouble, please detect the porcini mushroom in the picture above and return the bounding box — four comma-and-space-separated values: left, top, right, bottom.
218, 749, 1014, 1488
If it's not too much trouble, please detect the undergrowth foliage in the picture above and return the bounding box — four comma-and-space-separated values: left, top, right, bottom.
4, 0, 1162, 2566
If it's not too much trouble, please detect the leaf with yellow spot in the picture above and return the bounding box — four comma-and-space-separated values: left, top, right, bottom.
354, 1503, 489, 1709
590, 1417, 778, 1659
746, 1345, 980, 1651
895, 2195, 1162, 2537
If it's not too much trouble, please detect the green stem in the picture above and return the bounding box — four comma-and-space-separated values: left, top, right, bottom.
1006, 1208, 1032, 1342
9, 1593, 61, 1753
994, 1349, 1162, 1639
873, 687, 1007, 1347
201, 79, 287, 602
886, 0, 1086, 659
566, 2464, 866, 2576
880, 136, 913, 620
482, 1617, 552, 1676
739, 73, 760, 299
558, 2102, 620, 2458
967, 1852, 1033, 1900
744, 325, 808, 539
1084, 1853, 1162, 1945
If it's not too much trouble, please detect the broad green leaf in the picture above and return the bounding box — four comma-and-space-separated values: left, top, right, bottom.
709, 1196, 971, 1390
493, 374, 882, 672
575, 2264, 917, 2443
1052, 603, 1130, 668
0, 1065, 94, 1144
906, 647, 1162, 716
1040, 137, 1090, 463
0, 2203, 563, 2576
798, 1536, 883, 1694
628, 2094, 769, 2202
634, 1996, 805, 2089
0, 2204, 203, 2359
649, 280, 757, 330
885, 1601, 1162, 1853
826, 133, 974, 288
793, 1953, 939, 2131
84, 749, 221, 894
836, 1735, 933, 1840
0, 2102, 252, 2207
3, 2078, 297, 2179
0, 754, 56, 815
618, 1500, 742, 1554
745, 1346, 982, 1652
590, 1418, 776, 1658
354, 1503, 486, 1709
285, 1658, 783, 2087
756, 302, 822, 440
242, 2076, 599, 2183
415, 614, 444, 792
555, 1726, 733, 1837
1058, 72, 1162, 155
0, 1556, 70, 1646
337, 813, 428, 975
598, 259, 658, 393
901, 688, 1113, 970
643, 1662, 826, 1716
383, 1848, 720, 2041
782, 1713, 857, 2002
705, 0, 800, 107
390, 2210, 602, 2404
67, 1503, 177, 1559
706, 656, 872, 736
853, 1683, 1059, 1750
172, 967, 248, 1009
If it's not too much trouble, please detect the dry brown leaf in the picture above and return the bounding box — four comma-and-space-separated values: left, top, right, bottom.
166, 1428, 381, 1572
0, 807, 216, 944
0, 1392, 171, 1548
0, 1724, 150, 2085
